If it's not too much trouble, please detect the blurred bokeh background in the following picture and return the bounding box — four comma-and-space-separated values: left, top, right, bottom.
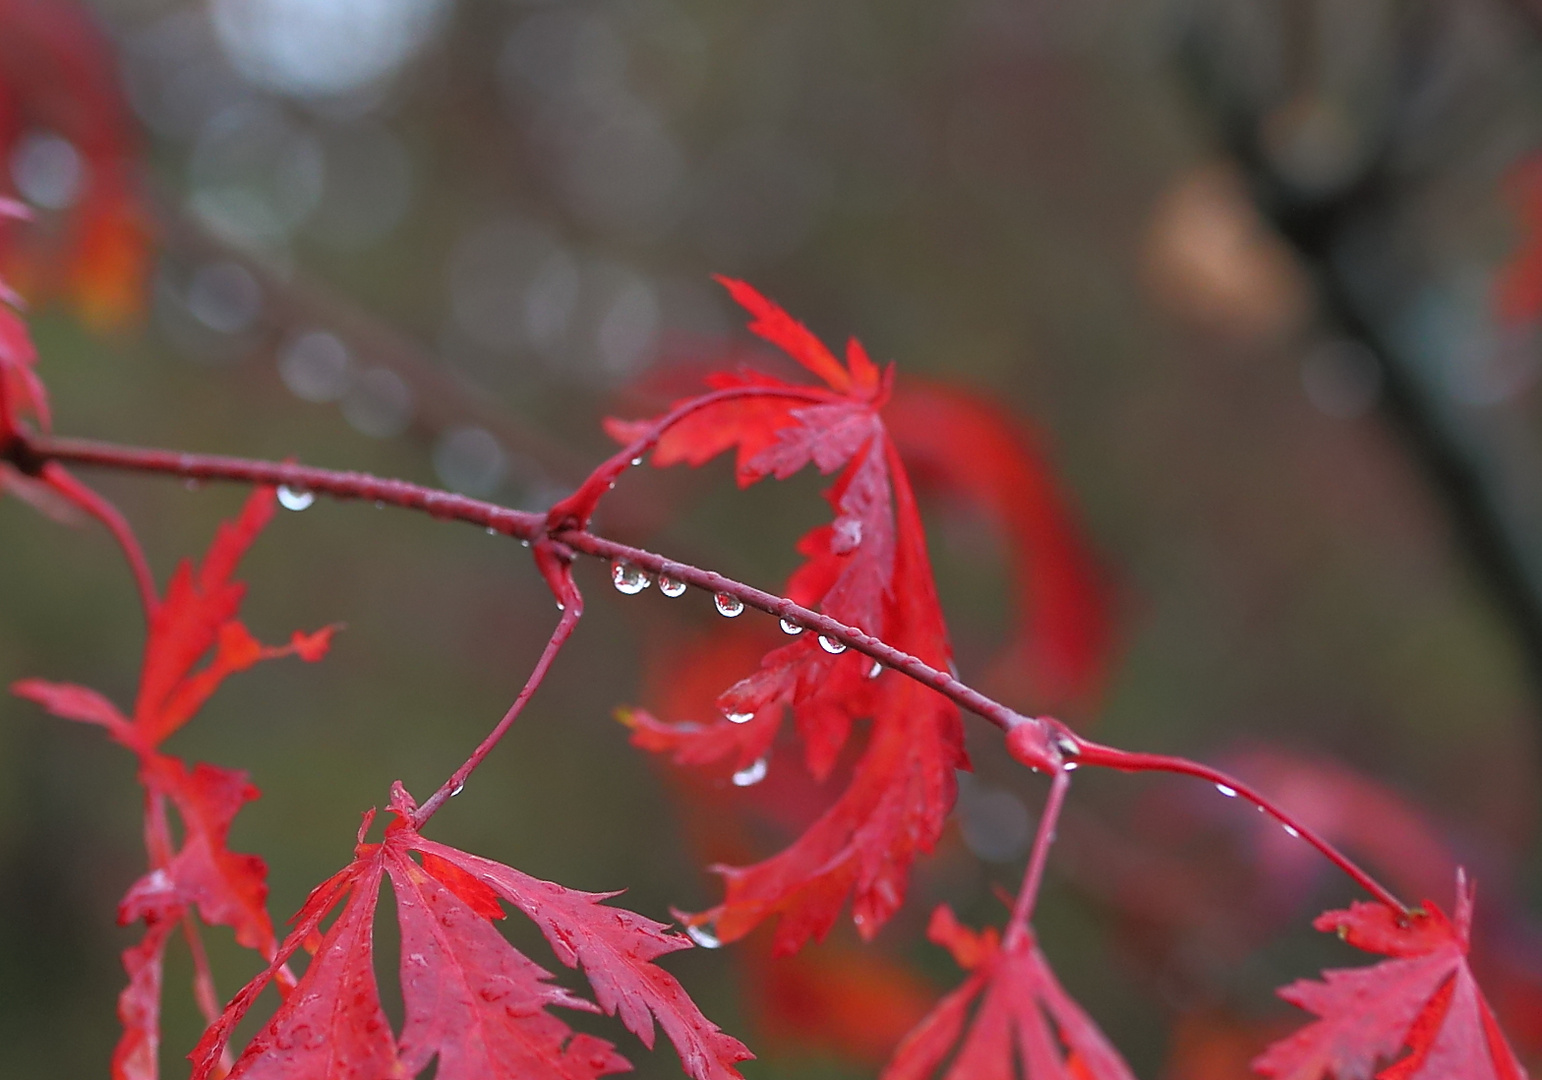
4, 0, 1542, 1076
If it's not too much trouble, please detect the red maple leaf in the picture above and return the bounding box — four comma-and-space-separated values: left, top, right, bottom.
12, 487, 335, 1080
1253, 874, 1528, 1080
607, 278, 967, 953
882, 904, 1136, 1080
15, 487, 337, 756
191, 783, 753, 1080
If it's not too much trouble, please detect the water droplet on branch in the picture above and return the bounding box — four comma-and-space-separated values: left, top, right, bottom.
817, 635, 846, 654
779, 618, 803, 635
1216, 783, 1238, 798
658, 574, 687, 597
867, 660, 883, 679
611, 560, 650, 594
724, 711, 754, 725
713, 593, 744, 617
278, 485, 315, 511
1282, 824, 1300, 838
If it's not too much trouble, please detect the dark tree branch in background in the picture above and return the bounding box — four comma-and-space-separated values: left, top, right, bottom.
1178, 5, 1542, 706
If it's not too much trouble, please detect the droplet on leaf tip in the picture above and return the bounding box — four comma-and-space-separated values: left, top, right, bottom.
277, 485, 315, 511
714, 592, 744, 617
817, 634, 846, 654
732, 758, 768, 786
683, 924, 721, 949
659, 574, 687, 597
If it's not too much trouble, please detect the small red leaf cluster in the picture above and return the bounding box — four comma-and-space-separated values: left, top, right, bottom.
883, 905, 1136, 1080
13, 488, 334, 1079
1255, 876, 1526, 1080
614, 278, 968, 953
192, 783, 752, 1080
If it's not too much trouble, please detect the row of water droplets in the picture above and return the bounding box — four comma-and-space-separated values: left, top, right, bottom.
610, 558, 852, 655
1215, 781, 1300, 837
608, 557, 882, 795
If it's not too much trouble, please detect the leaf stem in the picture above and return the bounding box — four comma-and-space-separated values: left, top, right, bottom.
1008, 766, 1072, 934
1056, 730, 1410, 915
544, 384, 831, 533
40, 462, 158, 624
409, 602, 581, 830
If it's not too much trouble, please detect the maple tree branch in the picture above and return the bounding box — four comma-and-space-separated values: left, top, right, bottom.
410, 601, 582, 830
12, 431, 1031, 733
10, 428, 1410, 914
1059, 732, 1409, 915
1008, 766, 1072, 935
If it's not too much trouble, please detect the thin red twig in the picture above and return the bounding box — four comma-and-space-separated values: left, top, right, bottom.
1008, 766, 1072, 935
180, 914, 221, 1026
409, 600, 583, 830
1058, 730, 1409, 914
545, 384, 831, 532
8, 428, 1409, 914
15, 431, 1028, 732
41, 462, 158, 624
